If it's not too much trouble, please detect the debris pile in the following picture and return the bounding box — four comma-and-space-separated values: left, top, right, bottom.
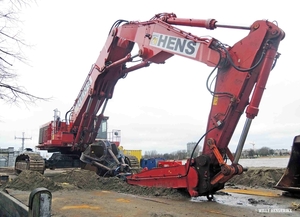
228, 167, 285, 188
4, 169, 189, 199
5, 170, 62, 191
3, 167, 286, 199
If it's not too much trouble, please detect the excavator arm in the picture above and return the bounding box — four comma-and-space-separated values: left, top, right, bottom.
69, 13, 226, 149
71, 12, 284, 153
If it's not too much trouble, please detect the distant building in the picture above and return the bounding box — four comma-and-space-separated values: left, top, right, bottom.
0, 147, 20, 167
241, 148, 290, 158
273, 149, 290, 156
187, 142, 200, 157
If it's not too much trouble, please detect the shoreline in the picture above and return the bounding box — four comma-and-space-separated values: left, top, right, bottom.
240, 155, 290, 159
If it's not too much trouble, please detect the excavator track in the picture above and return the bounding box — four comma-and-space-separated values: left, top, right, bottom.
125, 155, 141, 173
125, 155, 139, 168
15, 152, 45, 175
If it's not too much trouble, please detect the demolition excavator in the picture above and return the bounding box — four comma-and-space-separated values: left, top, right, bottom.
27, 13, 287, 198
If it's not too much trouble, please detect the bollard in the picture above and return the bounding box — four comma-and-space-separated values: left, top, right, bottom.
28, 188, 52, 217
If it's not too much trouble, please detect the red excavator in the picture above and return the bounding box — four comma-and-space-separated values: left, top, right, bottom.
34, 13, 286, 199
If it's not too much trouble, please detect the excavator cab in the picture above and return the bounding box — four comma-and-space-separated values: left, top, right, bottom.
275, 135, 300, 195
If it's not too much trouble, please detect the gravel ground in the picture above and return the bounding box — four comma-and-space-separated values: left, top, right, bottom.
1, 167, 300, 217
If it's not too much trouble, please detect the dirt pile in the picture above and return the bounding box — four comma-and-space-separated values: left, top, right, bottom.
4, 169, 189, 199
228, 167, 285, 188
4, 167, 286, 198
5, 170, 62, 191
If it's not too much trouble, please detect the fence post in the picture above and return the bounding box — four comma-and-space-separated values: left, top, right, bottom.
28, 187, 52, 217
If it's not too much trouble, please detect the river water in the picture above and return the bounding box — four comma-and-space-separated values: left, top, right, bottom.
238, 157, 290, 168
182, 157, 290, 168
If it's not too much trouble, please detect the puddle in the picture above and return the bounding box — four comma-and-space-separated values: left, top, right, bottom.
190, 192, 281, 210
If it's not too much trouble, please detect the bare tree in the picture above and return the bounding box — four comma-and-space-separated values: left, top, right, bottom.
0, 0, 48, 106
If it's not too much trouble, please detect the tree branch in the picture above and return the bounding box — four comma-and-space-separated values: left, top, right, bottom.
0, 0, 49, 106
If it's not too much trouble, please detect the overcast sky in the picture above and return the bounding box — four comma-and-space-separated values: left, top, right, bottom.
0, 0, 299, 156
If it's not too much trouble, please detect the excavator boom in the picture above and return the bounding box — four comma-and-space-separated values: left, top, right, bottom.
35, 13, 285, 198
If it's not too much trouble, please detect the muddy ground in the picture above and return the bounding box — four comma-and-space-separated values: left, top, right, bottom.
1, 167, 300, 217
2, 167, 287, 193
3, 167, 284, 199
4, 169, 190, 199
